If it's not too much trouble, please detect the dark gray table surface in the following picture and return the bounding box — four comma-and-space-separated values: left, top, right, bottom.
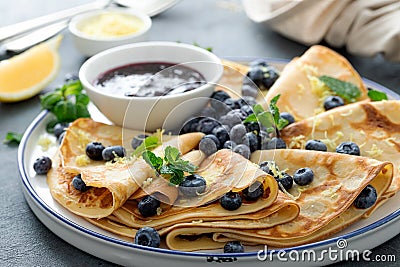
1, 0, 399, 266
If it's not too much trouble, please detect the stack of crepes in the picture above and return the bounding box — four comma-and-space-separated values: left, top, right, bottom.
48, 118, 301, 251
47, 44, 398, 251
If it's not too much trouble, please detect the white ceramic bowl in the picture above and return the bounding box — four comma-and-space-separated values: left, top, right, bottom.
69, 7, 152, 56
79, 41, 223, 132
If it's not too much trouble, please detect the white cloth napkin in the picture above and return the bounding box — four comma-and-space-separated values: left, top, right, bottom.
242, 0, 400, 61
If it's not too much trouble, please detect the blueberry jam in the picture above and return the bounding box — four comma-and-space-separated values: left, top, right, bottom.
94, 62, 206, 97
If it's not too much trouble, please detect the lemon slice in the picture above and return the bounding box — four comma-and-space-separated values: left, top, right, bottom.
0, 35, 62, 103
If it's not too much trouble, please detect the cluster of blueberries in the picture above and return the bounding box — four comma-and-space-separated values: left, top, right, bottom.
180, 89, 295, 160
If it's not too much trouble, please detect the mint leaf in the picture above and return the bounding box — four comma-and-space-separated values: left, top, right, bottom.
132, 136, 160, 157
368, 89, 388, 101
46, 120, 58, 133
64, 80, 83, 96
164, 146, 180, 163
269, 95, 288, 131
52, 100, 76, 122
142, 151, 163, 171
3, 132, 23, 145
252, 104, 275, 132
40, 91, 62, 110
164, 146, 197, 174
319, 76, 361, 102
142, 145, 198, 185
168, 167, 185, 185
40, 80, 91, 124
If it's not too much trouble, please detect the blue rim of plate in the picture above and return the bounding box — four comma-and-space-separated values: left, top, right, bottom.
18, 64, 400, 259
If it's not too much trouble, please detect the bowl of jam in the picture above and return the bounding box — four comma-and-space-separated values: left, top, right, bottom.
79, 41, 223, 131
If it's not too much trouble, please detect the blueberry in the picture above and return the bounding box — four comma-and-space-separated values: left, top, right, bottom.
293, 167, 314, 186
259, 161, 278, 177
280, 112, 295, 125
53, 122, 69, 139
224, 98, 239, 110
179, 174, 207, 197
242, 84, 258, 98
336, 142, 360, 156
212, 126, 229, 148
203, 134, 220, 150
323, 96, 344, 110
219, 114, 242, 129
102, 145, 126, 161
72, 174, 90, 192
244, 121, 260, 134
86, 142, 105, 161
276, 173, 293, 190
305, 140, 327, 152
220, 192, 242, 211
210, 90, 230, 103
235, 98, 251, 109
199, 137, 218, 156
265, 137, 287, 150
223, 140, 237, 150
226, 109, 246, 120
138, 195, 160, 217
131, 134, 149, 150
353, 185, 377, 209
210, 99, 230, 116
245, 132, 258, 152
233, 144, 251, 159
230, 124, 247, 144
240, 134, 250, 147
260, 66, 280, 89
180, 117, 202, 134
246, 67, 264, 88
200, 106, 217, 119
240, 105, 254, 116
249, 58, 269, 67
242, 181, 264, 201
134, 227, 161, 248
197, 117, 220, 134
241, 96, 257, 106
33, 156, 52, 175
224, 241, 244, 253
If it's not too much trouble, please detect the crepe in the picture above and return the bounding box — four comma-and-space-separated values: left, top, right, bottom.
84, 149, 300, 246
159, 149, 392, 250
48, 118, 204, 218
264, 45, 369, 121
281, 100, 400, 198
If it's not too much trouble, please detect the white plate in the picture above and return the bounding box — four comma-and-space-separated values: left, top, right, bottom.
18, 66, 400, 266
115, 0, 181, 17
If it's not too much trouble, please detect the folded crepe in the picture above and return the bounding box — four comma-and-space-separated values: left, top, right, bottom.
48, 118, 204, 218
264, 45, 368, 121
281, 100, 400, 199
85, 150, 300, 248
159, 149, 392, 250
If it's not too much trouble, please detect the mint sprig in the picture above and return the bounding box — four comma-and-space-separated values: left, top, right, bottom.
3, 132, 23, 145
243, 94, 288, 132
142, 146, 197, 185
367, 89, 388, 101
40, 80, 91, 123
318, 76, 361, 102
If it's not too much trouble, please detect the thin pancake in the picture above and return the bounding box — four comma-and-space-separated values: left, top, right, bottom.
281, 100, 400, 197
264, 45, 368, 121
160, 149, 392, 251
48, 118, 204, 218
